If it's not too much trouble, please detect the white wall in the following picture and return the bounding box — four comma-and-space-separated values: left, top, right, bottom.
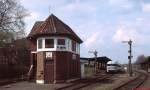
81, 63, 85, 78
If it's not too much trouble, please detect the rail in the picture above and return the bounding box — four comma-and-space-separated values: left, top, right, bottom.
113, 71, 148, 90
56, 74, 113, 90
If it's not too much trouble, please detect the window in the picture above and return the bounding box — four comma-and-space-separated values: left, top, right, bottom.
45, 39, 54, 48
38, 39, 42, 49
68, 39, 72, 51
76, 43, 78, 53
72, 40, 76, 52
57, 39, 66, 49
57, 39, 65, 45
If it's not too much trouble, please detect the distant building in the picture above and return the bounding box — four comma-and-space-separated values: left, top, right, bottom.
80, 56, 111, 77
140, 56, 150, 72
27, 14, 83, 84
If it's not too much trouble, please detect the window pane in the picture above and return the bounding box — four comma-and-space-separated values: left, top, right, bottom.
38, 39, 42, 49
45, 39, 54, 48
57, 39, 65, 45
76, 43, 79, 53
72, 40, 76, 52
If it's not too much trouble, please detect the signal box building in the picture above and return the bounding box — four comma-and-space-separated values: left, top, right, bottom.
27, 14, 83, 84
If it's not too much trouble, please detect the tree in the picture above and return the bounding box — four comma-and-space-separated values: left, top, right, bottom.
0, 31, 13, 46
114, 61, 120, 64
0, 0, 28, 45
135, 55, 146, 64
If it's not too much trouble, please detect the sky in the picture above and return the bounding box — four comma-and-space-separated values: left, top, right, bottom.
20, 0, 150, 64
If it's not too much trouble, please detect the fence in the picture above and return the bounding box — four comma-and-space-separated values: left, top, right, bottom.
0, 47, 30, 79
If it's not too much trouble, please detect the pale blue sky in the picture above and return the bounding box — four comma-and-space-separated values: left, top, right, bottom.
21, 0, 150, 64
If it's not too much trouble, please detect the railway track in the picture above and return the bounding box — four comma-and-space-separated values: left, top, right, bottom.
56, 74, 113, 90
113, 71, 148, 90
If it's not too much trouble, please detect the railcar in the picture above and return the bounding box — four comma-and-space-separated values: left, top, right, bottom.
107, 64, 122, 73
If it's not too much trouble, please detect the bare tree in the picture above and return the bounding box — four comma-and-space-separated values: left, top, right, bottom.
114, 61, 120, 64
0, 0, 28, 44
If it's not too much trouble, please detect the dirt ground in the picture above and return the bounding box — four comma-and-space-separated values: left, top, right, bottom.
0, 72, 138, 90
139, 72, 150, 89
79, 73, 137, 90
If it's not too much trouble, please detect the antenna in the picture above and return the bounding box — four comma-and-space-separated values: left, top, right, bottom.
88, 50, 98, 73
122, 41, 128, 43
48, 5, 52, 14
88, 50, 98, 57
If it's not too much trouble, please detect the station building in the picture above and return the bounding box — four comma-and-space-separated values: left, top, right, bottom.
27, 14, 83, 84
80, 56, 111, 76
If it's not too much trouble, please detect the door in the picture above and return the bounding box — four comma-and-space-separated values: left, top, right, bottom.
44, 60, 54, 84
32, 53, 37, 80
29, 53, 37, 80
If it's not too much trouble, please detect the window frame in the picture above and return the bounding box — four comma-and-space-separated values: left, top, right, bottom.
72, 40, 76, 52
45, 38, 54, 48
56, 38, 66, 50
37, 39, 43, 49
57, 38, 66, 45
36, 37, 80, 54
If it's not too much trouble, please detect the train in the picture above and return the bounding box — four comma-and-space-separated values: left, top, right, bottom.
106, 64, 123, 73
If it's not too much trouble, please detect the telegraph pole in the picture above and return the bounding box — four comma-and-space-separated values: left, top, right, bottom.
123, 40, 133, 77
89, 50, 98, 73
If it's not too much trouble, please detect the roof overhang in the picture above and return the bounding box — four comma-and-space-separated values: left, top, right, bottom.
80, 56, 112, 62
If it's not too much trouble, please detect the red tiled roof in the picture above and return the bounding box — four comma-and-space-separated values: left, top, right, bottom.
28, 14, 83, 43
